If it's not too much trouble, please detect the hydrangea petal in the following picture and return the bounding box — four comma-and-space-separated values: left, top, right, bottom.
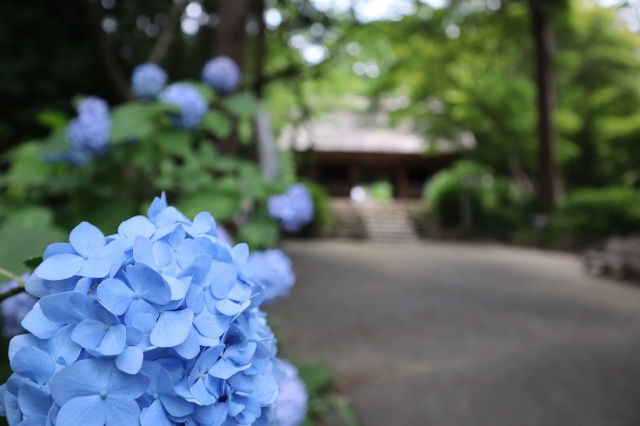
194, 403, 227, 426
49, 361, 102, 404
21, 304, 63, 339
97, 279, 134, 316
56, 395, 105, 426
105, 398, 142, 426
35, 254, 84, 281
159, 393, 193, 417
124, 298, 158, 325
43, 243, 76, 259
49, 325, 82, 365
106, 368, 149, 399
39, 292, 91, 324
208, 359, 249, 380
150, 309, 194, 348
193, 309, 230, 339
95, 324, 126, 356
209, 262, 237, 299
69, 222, 105, 258
117, 216, 155, 242
18, 383, 52, 417
77, 257, 111, 279
10, 346, 55, 385
173, 327, 200, 360
71, 319, 107, 349
126, 264, 171, 305
141, 400, 172, 426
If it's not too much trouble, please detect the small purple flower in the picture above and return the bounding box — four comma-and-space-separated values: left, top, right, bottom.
0, 275, 36, 337
268, 184, 315, 233
131, 63, 168, 100
276, 361, 308, 426
248, 249, 295, 304
201, 56, 241, 94
159, 83, 208, 130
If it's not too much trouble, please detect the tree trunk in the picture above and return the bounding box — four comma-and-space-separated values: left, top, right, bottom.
529, 0, 559, 214
214, 0, 251, 157
215, 0, 250, 70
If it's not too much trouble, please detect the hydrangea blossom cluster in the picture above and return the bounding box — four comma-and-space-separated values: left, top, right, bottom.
159, 83, 208, 130
0, 194, 284, 426
132, 63, 168, 100
275, 361, 308, 426
268, 184, 314, 233
248, 250, 295, 305
66, 96, 111, 153
201, 56, 241, 94
0, 275, 36, 337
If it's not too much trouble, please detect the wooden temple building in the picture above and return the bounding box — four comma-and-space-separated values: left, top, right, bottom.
278, 112, 475, 199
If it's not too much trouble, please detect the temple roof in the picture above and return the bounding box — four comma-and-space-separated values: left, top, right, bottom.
278, 111, 475, 155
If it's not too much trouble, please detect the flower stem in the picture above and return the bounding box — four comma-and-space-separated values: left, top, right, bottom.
0, 267, 26, 302
0, 267, 24, 287
0, 286, 25, 302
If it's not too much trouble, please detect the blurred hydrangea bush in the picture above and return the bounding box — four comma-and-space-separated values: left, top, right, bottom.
276, 361, 308, 426
0, 195, 285, 426
0, 57, 324, 259
248, 249, 296, 304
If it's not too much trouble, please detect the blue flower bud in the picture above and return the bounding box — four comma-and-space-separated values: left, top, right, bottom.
201, 56, 242, 94
159, 82, 208, 130
66, 96, 111, 154
268, 184, 315, 233
131, 63, 168, 100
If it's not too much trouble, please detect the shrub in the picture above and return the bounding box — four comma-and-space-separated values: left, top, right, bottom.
424, 161, 492, 229
550, 187, 640, 246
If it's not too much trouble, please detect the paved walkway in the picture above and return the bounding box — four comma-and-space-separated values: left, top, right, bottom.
266, 240, 640, 426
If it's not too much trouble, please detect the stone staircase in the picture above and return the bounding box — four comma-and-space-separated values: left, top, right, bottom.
330, 198, 419, 242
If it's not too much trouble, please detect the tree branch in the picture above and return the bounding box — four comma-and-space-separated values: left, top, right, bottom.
73, 0, 132, 102
149, 0, 188, 65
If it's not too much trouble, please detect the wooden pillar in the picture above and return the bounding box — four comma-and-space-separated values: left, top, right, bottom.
394, 167, 408, 199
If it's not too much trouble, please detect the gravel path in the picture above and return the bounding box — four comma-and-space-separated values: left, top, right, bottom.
265, 240, 640, 426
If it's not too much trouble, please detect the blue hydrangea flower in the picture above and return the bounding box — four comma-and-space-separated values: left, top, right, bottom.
201, 56, 241, 94
159, 83, 208, 130
66, 96, 111, 153
0, 275, 36, 337
132, 63, 168, 100
276, 361, 308, 426
268, 184, 315, 233
0, 194, 284, 426
248, 250, 295, 304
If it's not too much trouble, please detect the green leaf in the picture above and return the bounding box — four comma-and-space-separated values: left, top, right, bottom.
154, 130, 192, 158
0, 224, 67, 274
238, 117, 253, 145
185, 81, 215, 102
202, 111, 232, 138
176, 193, 242, 222
238, 218, 279, 249
222, 93, 262, 117
37, 110, 69, 131
23, 255, 43, 271
297, 364, 334, 398
110, 102, 155, 144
